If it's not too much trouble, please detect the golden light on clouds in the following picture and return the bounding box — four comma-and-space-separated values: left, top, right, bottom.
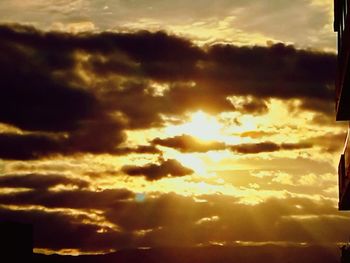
0, 3, 345, 257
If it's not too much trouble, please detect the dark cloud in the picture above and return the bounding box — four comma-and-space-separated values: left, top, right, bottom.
0, 24, 336, 160
96, 40, 335, 125
0, 24, 336, 121
0, 24, 203, 81
121, 159, 193, 180
113, 145, 162, 155
0, 133, 62, 160
0, 188, 133, 210
152, 135, 226, 153
230, 142, 313, 154
152, 136, 314, 154
280, 143, 314, 150
0, 173, 89, 189
0, 127, 159, 160
0, 26, 96, 132
88, 31, 204, 81
64, 115, 126, 154
203, 43, 335, 100
0, 189, 348, 251
0, 133, 315, 161
0, 207, 133, 251
0, 118, 126, 159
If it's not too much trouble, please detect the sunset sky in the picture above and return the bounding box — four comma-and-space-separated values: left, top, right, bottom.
0, 0, 348, 257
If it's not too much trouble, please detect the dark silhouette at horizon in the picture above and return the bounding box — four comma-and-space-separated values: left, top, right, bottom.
0, 221, 33, 262
32, 245, 339, 263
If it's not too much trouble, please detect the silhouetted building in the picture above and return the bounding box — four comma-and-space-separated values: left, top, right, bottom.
0, 221, 33, 261
335, 0, 350, 210
341, 243, 350, 262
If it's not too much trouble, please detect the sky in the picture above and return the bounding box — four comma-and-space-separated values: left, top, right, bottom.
0, 0, 348, 258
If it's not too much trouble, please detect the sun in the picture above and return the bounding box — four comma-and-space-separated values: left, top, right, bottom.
166, 111, 223, 141
162, 111, 232, 177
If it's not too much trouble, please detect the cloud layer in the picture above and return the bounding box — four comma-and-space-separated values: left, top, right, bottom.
0, 23, 343, 254
0, 24, 336, 160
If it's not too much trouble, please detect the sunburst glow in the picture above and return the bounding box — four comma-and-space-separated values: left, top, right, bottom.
175, 153, 208, 175
166, 111, 224, 141
0, 0, 344, 258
